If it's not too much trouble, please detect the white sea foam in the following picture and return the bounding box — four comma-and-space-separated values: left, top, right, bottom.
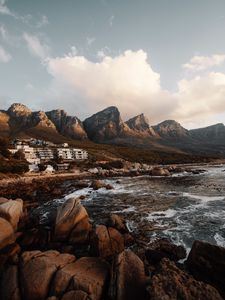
113, 206, 136, 213
183, 192, 224, 202
214, 233, 225, 247
146, 208, 177, 221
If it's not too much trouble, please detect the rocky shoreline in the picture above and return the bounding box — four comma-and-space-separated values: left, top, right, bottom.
0, 193, 225, 299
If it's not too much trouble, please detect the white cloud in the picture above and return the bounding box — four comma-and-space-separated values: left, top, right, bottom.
109, 15, 114, 27
42, 49, 225, 128
23, 32, 50, 60
0, 44, 11, 62
36, 15, 49, 28
174, 72, 225, 126
86, 37, 95, 47
183, 54, 225, 72
0, 24, 6, 39
0, 0, 14, 17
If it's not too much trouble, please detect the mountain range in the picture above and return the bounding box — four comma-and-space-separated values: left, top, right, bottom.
1, 103, 225, 157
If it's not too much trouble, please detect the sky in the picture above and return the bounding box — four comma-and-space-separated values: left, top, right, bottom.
0, 0, 225, 128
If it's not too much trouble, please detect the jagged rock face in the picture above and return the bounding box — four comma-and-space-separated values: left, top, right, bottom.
153, 120, 189, 139
32, 111, 56, 129
126, 113, 157, 137
83, 106, 130, 142
190, 123, 225, 144
7, 103, 33, 128
46, 110, 87, 140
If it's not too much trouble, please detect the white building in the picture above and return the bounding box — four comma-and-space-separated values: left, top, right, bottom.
72, 148, 88, 160
56, 148, 88, 161
13, 145, 41, 165
35, 148, 54, 161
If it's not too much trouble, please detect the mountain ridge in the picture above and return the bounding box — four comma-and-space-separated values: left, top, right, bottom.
1, 102, 225, 157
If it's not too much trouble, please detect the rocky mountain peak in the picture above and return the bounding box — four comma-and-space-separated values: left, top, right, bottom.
46, 109, 87, 140
83, 106, 125, 142
153, 120, 189, 139
126, 113, 150, 131
7, 103, 32, 117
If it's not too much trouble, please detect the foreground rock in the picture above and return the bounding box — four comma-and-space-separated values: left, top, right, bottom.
109, 250, 146, 300
0, 217, 15, 250
147, 258, 223, 300
0, 198, 23, 230
20, 250, 76, 300
91, 225, 124, 258
187, 240, 225, 298
54, 198, 91, 244
67, 257, 110, 300
146, 238, 186, 264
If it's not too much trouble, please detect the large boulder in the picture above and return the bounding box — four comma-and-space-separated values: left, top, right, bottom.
91, 225, 124, 258
0, 217, 15, 250
0, 198, 23, 230
147, 258, 222, 300
68, 257, 110, 300
145, 238, 186, 264
187, 240, 225, 298
54, 198, 91, 244
0, 265, 21, 300
50, 262, 78, 297
109, 250, 146, 300
20, 250, 75, 300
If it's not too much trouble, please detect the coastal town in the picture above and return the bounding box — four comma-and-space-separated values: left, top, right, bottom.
9, 138, 88, 172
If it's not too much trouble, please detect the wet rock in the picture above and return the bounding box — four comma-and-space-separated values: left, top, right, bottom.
109, 250, 146, 300
91, 180, 105, 190
147, 258, 222, 300
91, 180, 114, 190
0, 264, 21, 300
145, 238, 186, 264
61, 290, 90, 300
187, 240, 225, 298
20, 250, 75, 300
0, 198, 23, 230
91, 225, 124, 258
68, 257, 110, 300
107, 214, 128, 233
151, 167, 170, 176
54, 198, 91, 244
0, 217, 15, 250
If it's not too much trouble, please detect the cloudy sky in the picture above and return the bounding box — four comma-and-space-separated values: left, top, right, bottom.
0, 0, 225, 128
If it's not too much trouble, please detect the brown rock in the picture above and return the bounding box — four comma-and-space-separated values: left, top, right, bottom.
0, 198, 23, 230
54, 198, 91, 244
148, 258, 222, 300
68, 257, 110, 300
0, 217, 15, 250
0, 265, 21, 300
187, 240, 225, 298
91, 225, 124, 258
107, 214, 128, 233
151, 167, 170, 176
20, 250, 76, 300
91, 180, 105, 190
51, 262, 77, 297
61, 290, 90, 300
109, 250, 146, 300
146, 238, 186, 264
